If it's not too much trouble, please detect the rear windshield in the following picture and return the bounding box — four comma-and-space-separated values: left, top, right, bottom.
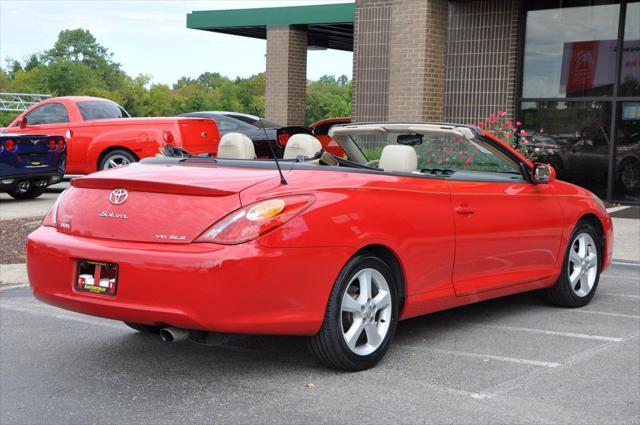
77, 101, 130, 121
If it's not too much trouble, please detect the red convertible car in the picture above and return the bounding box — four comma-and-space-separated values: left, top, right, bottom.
27, 122, 613, 371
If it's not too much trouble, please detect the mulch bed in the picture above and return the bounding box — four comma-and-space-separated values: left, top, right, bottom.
1, 216, 43, 264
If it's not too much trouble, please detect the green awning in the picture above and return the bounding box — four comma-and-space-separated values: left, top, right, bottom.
186, 3, 355, 51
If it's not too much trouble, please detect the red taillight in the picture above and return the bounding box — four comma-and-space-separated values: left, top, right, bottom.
5, 139, 16, 151
49, 138, 56, 150
162, 131, 175, 145
196, 195, 315, 244
42, 188, 69, 227
57, 138, 65, 151
277, 133, 290, 146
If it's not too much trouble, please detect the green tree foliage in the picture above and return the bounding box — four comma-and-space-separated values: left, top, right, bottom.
0, 29, 352, 126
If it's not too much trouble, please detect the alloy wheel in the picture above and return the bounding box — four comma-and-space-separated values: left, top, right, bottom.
340, 268, 392, 356
567, 233, 598, 297
103, 154, 132, 169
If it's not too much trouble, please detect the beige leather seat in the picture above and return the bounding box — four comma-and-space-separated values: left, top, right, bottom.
283, 134, 323, 160
378, 145, 418, 173
217, 133, 256, 159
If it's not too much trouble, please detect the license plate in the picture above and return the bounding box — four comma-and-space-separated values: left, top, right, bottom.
75, 260, 118, 296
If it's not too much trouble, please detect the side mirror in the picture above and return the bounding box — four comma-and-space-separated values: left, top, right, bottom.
19, 117, 27, 129
532, 163, 556, 184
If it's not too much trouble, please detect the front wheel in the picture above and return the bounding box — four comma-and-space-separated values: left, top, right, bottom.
544, 222, 601, 307
307, 253, 399, 371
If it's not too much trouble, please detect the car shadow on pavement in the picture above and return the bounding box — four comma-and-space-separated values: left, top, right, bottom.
66, 291, 546, 376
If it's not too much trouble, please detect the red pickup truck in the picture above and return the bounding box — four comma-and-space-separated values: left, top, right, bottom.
1, 96, 220, 174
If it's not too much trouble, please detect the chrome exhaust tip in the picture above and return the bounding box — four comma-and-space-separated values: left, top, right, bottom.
159, 327, 190, 343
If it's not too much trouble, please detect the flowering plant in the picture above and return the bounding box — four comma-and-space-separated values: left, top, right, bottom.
471, 111, 542, 161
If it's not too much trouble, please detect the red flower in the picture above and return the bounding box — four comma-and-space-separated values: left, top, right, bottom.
539, 128, 544, 133
503, 131, 510, 138
519, 129, 527, 136
516, 121, 522, 126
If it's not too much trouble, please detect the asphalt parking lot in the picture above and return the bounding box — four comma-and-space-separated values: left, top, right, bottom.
1, 263, 638, 424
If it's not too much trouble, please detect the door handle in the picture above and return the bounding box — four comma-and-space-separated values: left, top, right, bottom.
455, 206, 476, 215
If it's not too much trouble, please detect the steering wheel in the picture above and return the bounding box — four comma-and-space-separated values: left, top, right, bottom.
366, 159, 380, 168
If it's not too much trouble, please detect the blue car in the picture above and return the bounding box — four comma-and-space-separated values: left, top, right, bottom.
0, 134, 66, 199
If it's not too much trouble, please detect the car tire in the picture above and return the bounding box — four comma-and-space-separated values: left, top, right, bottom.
544, 221, 601, 308
618, 158, 640, 193
7, 185, 47, 200
99, 149, 137, 170
124, 322, 164, 334
307, 253, 399, 371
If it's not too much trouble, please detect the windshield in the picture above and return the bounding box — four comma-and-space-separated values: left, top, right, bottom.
77, 101, 130, 121
351, 132, 521, 174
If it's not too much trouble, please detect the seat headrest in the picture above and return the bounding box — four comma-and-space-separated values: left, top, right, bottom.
283, 134, 323, 160
379, 145, 418, 173
217, 133, 256, 160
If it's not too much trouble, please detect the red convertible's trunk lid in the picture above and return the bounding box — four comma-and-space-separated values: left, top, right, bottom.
58, 163, 276, 243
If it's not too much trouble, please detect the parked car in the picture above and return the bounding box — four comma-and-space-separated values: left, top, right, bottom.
2, 96, 220, 174
308, 117, 350, 156
179, 111, 280, 158
531, 128, 640, 196
1, 133, 66, 199
212, 111, 281, 129
27, 122, 612, 370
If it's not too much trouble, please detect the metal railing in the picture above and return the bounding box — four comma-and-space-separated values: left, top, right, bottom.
0, 93, 51, 112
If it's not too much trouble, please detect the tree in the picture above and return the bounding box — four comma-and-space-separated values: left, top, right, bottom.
0, 29, 353, 126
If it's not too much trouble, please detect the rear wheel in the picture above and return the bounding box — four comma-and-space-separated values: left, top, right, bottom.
124, 322, 164, 334
7, 183, 47, 200
99, 149, 137, 170
545, 222, 601, 307
307, 253, 399, 371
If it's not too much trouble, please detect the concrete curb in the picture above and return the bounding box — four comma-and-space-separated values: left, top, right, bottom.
0, 264, 28, 285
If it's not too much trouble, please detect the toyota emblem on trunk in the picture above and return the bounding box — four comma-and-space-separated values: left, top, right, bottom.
109, 188, 128, 205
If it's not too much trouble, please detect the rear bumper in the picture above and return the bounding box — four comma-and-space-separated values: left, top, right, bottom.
0, 171, 63, 190
27, 226, 350, 335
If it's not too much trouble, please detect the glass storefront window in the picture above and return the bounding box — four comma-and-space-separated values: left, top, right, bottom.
614, 101, 640, 201
620, 2, 640, 97
521, 101, 611, 199
523, 4, 620, 98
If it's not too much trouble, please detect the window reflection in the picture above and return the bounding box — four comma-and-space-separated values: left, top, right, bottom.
521, 101, 611, 199
614, 101, 640, 201
523, 4, 620, 98
620, 2, 640, 97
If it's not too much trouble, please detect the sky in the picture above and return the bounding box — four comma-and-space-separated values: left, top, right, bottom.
0, 0, 354, 85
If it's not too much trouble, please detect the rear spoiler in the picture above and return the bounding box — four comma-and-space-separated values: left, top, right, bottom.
72, 177, 236, 197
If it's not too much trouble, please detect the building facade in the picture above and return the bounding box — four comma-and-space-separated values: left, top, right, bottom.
188, 1, 640, 204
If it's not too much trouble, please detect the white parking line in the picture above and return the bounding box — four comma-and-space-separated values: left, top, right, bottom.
487, 332, 640, 399
611, 260, 640, 267
479, 324, 623, 342
602, 274, 640, 280
572, 309, 640, 319
401, 345, 560, 368
599, 292, 640, 299
425, 347, 560, 368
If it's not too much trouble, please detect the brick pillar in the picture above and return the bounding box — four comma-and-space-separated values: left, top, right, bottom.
388, 0, 448, 121
352, 0, 393, 122
266, 26, 307, 126
444, 0, 521, 124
